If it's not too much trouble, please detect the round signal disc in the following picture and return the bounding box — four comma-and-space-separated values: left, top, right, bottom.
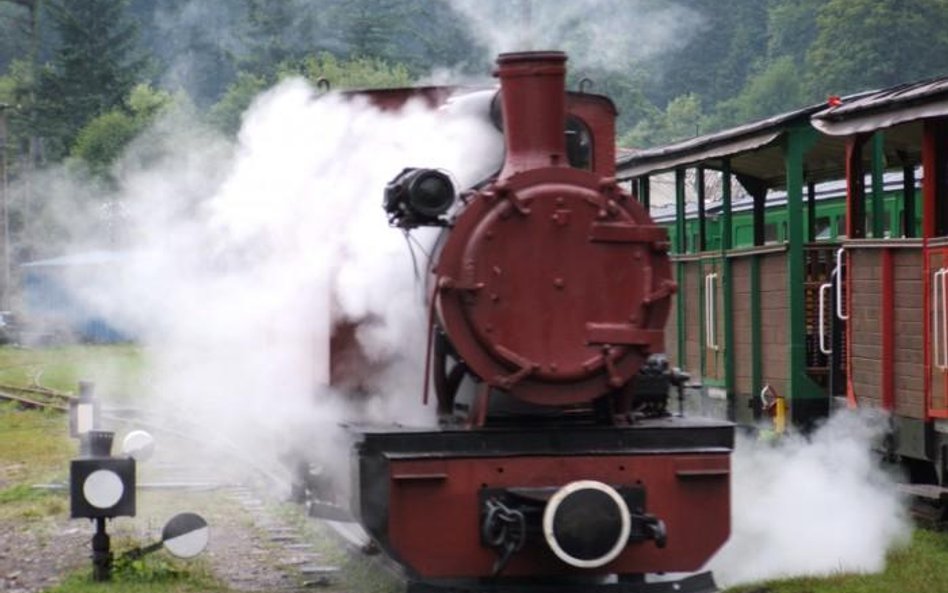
83, 469, 125, 509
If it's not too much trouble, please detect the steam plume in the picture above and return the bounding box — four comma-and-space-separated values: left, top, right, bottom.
709, 409, 911, 587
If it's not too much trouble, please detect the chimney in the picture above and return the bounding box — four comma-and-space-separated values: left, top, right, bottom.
494, 51, 567, 179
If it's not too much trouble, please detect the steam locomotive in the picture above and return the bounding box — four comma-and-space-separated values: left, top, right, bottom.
329, 51, 733, 593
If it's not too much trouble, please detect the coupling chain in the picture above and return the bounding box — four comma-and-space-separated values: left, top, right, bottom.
481, 498, 527, 575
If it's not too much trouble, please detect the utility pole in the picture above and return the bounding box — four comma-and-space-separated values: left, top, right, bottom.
0, 104, 10, 309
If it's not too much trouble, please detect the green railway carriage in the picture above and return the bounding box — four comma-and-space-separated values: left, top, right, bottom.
656, 177, 921, 254
618, 78, 948, 485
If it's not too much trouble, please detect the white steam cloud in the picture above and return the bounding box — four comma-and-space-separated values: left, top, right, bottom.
709, 409, 911, 587
446, 0, 703, 73
32, 79, 502, 482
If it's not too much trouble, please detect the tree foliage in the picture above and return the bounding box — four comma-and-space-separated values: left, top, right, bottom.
33, 0, 147, 159
622, 93, 703, 148
207, 53, 413, 135
2, 0, 948, 156
70, 83, 174, 178
711, 57, 808, 128
805, 0, 948, 97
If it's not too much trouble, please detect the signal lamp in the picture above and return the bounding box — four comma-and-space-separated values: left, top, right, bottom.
69, 381, 100, 438
70, 431, 136, 519
384, 168, 456, 228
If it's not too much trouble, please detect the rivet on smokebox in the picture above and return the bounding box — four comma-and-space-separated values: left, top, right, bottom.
553, 278, 565, 289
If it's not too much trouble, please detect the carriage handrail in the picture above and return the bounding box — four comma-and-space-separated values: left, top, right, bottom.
937, 268, 948, 371
818, 268, 836, 355
835, 247, 848, 321
705, 272, 719, 351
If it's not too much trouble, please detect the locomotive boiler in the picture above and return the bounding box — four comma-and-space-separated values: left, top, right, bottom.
341, 51, 733, 593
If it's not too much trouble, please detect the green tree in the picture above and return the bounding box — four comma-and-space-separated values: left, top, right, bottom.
710, 57, 808, 130
34, 0, 146, 159
806, 0, 948, 96
621, 93, 703, 148
70, 83, 173, 178
205, 72, 269, 135
766, 0, 824, 64
655, 0, 771, 107
0, 59, 36, 167
293, 52, 412, 90
208, 53, 413, 135
128, 0, 239, 108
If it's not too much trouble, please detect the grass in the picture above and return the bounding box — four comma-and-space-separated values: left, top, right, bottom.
47, 554, 228, 593
723, 529, 948, 593
0, 344, 146, 398
0, 345, 231, 593
0, 400, 73, 520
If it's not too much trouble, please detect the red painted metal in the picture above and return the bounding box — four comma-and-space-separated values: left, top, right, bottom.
348, 86, 456, 111
922, 121, 938, 240
924, 121, 940, 420
844, 135, 867, 240
494, 52, 569, 179
843, 137, 864, 408
881, 249, 895, 411
386, 454, 730, 578
566, 93, 618, 177
923, 119, 948, 418
432, 52, 674, 407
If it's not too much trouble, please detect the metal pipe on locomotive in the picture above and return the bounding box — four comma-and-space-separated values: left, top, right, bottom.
338, 51, 733, 593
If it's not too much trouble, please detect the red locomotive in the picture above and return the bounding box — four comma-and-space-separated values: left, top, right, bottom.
337, 51, 733, 593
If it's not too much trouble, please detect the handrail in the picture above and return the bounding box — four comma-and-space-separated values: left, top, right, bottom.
705, 272, 719, 351
942, 269, 948, 371
835, 248, 848, 321
935, 268, 942, 371
818, 268, 836, 355
936, 268, 948, 371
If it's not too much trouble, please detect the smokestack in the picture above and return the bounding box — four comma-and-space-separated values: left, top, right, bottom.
494, 51, 567, 179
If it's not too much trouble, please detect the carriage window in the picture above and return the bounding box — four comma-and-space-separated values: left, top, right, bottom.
565, 116, 592, 170
814, 216, 832, 240
764, 222, 779, 243
735, 225, 752, 246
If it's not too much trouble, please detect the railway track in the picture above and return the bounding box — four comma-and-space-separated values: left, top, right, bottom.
0, 383, 75, 410
4, 378, 946, 536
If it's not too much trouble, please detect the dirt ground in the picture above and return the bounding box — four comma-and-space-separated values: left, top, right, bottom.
0, 425, 373, 593
0, 483, 354, 593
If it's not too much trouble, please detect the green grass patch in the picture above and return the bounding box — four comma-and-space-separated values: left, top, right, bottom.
0, 401, 73, 480
724, 529, 948, 593
46, 552, 228, 593
0, 401, 73, 518
0, 344, 146, 398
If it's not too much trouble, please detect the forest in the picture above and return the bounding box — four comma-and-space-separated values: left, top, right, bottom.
1, 0, 948, 260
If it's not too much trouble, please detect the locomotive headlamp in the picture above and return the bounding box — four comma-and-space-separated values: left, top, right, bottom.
542, 480, 631, 569
384, 168, 456, 228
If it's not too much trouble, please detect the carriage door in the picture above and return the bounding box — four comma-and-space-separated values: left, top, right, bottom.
815, 246, 847, 399
702, 255, 725, 390
928, 244, 948, 416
